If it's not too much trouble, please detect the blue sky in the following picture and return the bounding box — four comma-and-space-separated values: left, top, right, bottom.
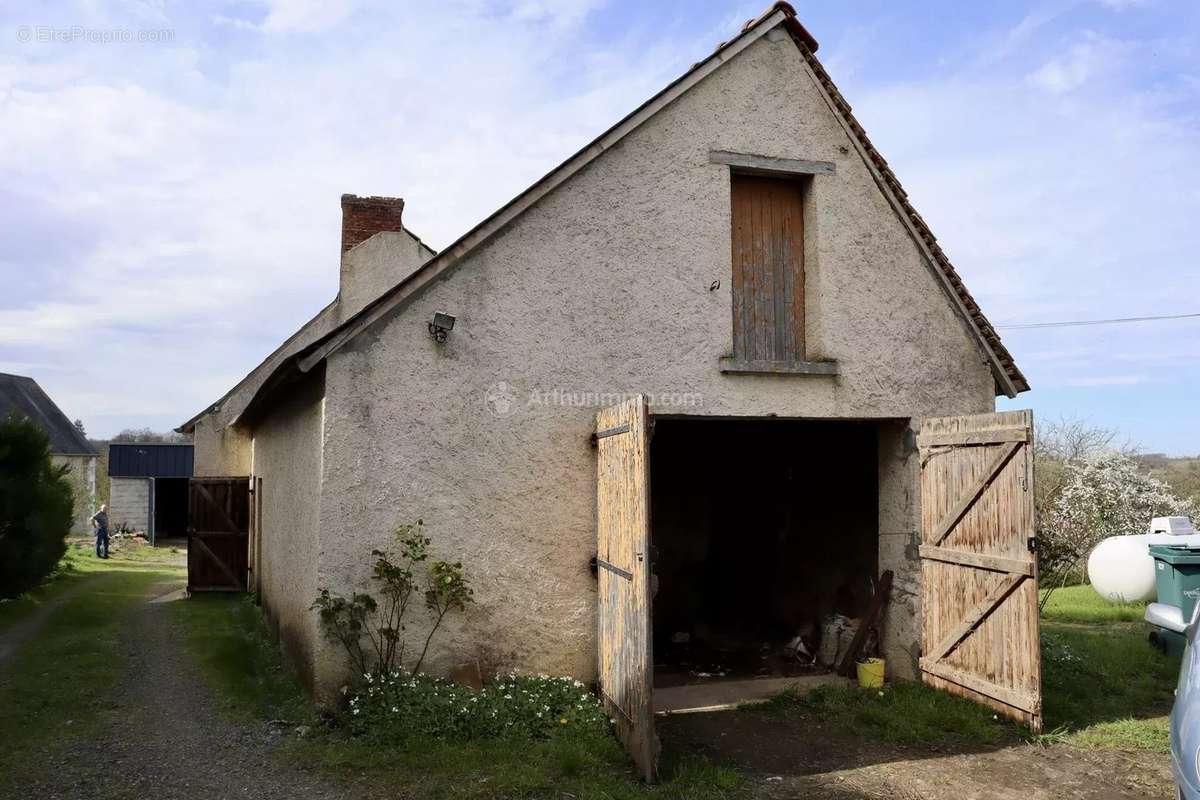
1, 0, 1198, 452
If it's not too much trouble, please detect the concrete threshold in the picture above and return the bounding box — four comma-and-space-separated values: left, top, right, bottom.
653, 674, 851, 715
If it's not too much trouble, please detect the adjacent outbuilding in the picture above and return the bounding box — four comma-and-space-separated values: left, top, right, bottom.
0, 372, 98, 535
108, 443, 194, 543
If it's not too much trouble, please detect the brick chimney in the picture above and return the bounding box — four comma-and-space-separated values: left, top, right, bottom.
340, 194, 405, 253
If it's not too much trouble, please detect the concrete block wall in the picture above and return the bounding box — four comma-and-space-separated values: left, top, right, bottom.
109, 477, 150, 534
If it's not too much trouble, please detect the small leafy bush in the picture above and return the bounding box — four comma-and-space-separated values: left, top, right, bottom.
0, 414, 74, 599
312, 520, 473, 677
346, 671, 610, 743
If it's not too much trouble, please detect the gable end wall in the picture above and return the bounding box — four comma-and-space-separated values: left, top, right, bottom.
298, 33, 994, 695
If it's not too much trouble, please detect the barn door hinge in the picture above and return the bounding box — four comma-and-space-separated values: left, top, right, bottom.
1027, 536, 1038, 553
590, 423, 631, 447
595, 557, 633, 581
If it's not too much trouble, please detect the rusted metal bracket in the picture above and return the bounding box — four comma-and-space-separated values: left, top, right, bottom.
596, 557, 633, 581
590, 423, 631, 446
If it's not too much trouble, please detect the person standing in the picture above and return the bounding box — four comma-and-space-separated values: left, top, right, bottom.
91, 503, 109, 559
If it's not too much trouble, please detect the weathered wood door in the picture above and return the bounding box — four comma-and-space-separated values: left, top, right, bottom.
595, 395, 658, 781
730, 173, 805, 363
917, 410, 1042, 730
187, 476, 251, 593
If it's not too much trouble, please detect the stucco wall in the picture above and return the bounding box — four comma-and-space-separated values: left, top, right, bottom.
53, 454, 96, 535
110, 477, 149, 533
340, 231, 436, 321
877, 422, 922, 680
192, 415, 252, 477
296, 31, 998, 695
190, 229, 433, 479
252, 370, 326, 692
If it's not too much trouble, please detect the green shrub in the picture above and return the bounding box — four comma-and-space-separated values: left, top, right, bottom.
0, 414, 74, 599
312, 520, 474, 677
346, 671, 611, 743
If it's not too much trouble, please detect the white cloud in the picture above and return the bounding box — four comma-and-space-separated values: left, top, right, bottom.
259, 0, 357, 33
0, 0, 702, 436
2, 1, 1198, 447
1027, 33, 1125, 93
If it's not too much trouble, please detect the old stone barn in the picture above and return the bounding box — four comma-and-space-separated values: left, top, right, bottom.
0, 372, 98, 535
181, 3, 1041, 779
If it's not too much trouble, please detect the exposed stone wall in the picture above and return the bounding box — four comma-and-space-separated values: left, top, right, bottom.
299, 32, 996, 696
109, 477, 149, 534
52, 454, 96, 535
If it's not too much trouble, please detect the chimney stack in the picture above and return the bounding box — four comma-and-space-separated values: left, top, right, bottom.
340, 194, 405, 253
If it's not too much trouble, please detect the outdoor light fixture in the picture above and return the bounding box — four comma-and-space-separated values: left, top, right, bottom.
428, 312, 456, 343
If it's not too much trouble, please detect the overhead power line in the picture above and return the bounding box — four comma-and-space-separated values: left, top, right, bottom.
996, 312, 1200, 330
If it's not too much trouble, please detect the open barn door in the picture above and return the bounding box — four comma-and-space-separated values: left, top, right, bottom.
187, 476, 251, 593
594, 395, 658, 782
917, 410, 1042, 731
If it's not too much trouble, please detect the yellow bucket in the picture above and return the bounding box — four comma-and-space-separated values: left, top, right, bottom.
857, 658, 885, 689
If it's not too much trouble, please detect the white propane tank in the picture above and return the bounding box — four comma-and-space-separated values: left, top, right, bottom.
1089, 517, 1200, 603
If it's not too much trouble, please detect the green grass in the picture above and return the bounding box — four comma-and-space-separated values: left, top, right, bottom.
1042, 583, 1149, 623
751, 680, 1019, 748
0, 540, 184, 631
171, 594, 313, 724
173, 593, 740, 799
0, 551, 184, 783
1039, 584, 1178, 753
292, 733, 739, 800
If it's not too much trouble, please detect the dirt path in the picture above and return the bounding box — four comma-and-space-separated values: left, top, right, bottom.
11, 578, 375, 800
662, 706, 1176, 799
0, 575, 99, 671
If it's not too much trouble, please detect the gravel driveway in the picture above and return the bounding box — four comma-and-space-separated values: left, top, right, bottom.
8, 579, 375, 800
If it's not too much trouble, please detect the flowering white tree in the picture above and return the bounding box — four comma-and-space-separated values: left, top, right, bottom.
1039, 450, 1195, 609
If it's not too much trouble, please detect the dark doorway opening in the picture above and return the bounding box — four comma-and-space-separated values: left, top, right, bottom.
154, 477, 189, 540
650, 418, 878, 690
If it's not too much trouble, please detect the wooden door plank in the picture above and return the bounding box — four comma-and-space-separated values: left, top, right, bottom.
729, 174, 805, 365
920, 659, 1041, 715
918, 545, 1034, 576
917, 428, 1030, 448
919, 410, 1042, 731
595, 395, 658, 782
194, 482, 242, 534
925, 572, 1025, 662
191, 534, 243, 589
930, 441, 1023, 546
